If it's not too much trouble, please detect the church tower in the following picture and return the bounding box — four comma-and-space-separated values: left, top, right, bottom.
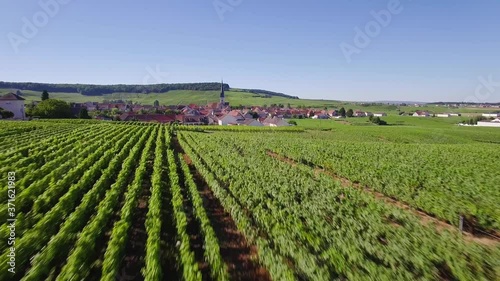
219, 80, 225, 107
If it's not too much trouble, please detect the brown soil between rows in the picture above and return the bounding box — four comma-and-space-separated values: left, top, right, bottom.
266, 150, 500, 246
117, 159, 152, 281
173, 136, 271, 281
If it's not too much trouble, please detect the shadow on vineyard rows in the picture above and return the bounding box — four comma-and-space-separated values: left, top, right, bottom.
172, 136, 271, 281
265, 150, 500, 246
172, 151, 211, 278
118, 141, 154, 281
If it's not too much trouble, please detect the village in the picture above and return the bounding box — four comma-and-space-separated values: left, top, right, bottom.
1, 82, 500, 127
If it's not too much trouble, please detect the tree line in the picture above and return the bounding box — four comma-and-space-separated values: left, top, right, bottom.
0, 81, 299, 99
0, 82, 229, 96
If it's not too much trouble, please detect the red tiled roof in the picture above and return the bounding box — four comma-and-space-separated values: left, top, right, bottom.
0, 93, 25, 101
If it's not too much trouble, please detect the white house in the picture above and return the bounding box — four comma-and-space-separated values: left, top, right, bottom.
311, 114, 329, 119
373, 113, 387, 117
354, 111, 366, 117
482, 113, 500, 118
242, 119, 263, 126
262, 116, 290, 127
437, 113, 451, 118
413, 111, 430, 117
218, 110, 246, 125
477, 118, 500, 127
218, 114, 238, 125
0, 93, 25, 120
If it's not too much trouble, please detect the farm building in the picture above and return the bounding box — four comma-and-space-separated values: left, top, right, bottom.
477, 118, 500, 127
413, 111, 430, 117
374, 113, 387, 117
482, 113, 500, 118
0, 92, 26, 120
437, 113, 451, 117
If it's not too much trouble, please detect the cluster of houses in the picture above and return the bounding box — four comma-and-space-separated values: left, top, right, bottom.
2, 86, 500, 128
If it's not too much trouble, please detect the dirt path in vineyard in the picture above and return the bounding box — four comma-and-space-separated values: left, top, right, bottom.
172, 136, 271, 281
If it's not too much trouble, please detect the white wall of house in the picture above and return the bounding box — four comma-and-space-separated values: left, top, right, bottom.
413, 112, 430, 117
0, 100, 25, 120
218, 115, 237, 125
482, 113, 500, 118
374, 113, 387, 117
477, 121, 500, 127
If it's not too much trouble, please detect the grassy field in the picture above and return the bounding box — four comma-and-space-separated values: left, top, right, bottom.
2, 88, 497, 114
291, 116, 500, 145
293, 115, 466, 128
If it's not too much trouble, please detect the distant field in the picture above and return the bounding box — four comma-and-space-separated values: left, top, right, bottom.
293, 115, 468, 129
1, 88, 496, 113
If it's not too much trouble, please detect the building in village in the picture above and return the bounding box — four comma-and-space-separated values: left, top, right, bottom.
0, 93, 26, 120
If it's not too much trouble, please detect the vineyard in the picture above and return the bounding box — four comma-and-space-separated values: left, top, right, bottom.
1, 120, 499, 280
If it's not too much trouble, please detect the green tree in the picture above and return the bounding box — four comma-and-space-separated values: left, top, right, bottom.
41, 90, 49, 101
78, 108, 91, 119
370, 116, 387, 125
288, 120, 297, 126
346, 108, 354, 117
32, 99, 72, 118
111, 108, 123, 116
339, 107, 346, 117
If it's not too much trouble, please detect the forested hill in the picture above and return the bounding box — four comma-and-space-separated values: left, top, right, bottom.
0, 81, 299, 99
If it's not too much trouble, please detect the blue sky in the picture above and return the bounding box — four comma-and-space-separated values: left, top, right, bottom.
1, 0, 499, 102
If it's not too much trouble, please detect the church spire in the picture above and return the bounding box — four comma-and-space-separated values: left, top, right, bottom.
219, 79, 225, 108
220, 79, 225, 98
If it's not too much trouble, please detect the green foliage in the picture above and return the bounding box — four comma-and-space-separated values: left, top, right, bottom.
370, 116, 387, 125
339, 107, 346, 117
462, 115, 487, 125
2, 120, 499, 281
0, 81, 297, 99
32, 99, 72, 118
346, 108, 354, 117
179, 131, 500, 281
41, 90, 49, 101
78, 108, 91, 119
